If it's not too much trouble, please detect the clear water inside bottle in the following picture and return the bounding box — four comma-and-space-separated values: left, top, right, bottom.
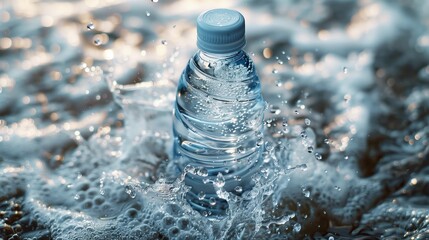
172, 50, 265, 215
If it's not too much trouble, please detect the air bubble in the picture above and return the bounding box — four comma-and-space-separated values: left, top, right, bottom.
302, 188, 310, 197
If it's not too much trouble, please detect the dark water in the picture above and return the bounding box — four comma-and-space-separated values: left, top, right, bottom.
0, 0, 428, 239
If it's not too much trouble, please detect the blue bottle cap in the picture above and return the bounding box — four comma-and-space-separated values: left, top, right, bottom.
197, 9, 246, 54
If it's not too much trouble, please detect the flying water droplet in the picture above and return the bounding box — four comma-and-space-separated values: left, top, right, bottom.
304, 118, 311, 126
293, 223, 302, 232
87, 22, 95, 30
315, 152, 322, 160
302, 188, 310, 197
270, 105, 281, 115
93, 38, 102, 46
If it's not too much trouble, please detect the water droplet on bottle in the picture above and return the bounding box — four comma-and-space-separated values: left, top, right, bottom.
272, 69, 278, 74
87, 22, 95, 30
265, 141, 274, 152
151, 0, 159, 2
286, 56, 291, 61
304, 118, 311, 126
161, 40, 168, 45
237, 146, 245, 154
293, 223, 301, 232
202, 178, 210, 184
234, 175, 242, 182
328, 237, 335, 240
196, 168, 208, 177
209, 197, 216, 206
184, 165, 196, 175
277, 59, 284, 65
214, 173, 225, 188
344, 155, 349, 160
335, 186, 342, 191
324, 138, 330, 144
343, 67, 348, 74
234, 186, 243, 193
146, 11, 151, 16
307, 146, 313, 153
198, 191, 206, 200
74, 194, 80, 200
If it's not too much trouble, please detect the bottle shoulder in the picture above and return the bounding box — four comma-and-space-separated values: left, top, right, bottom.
190, 50, 258, 81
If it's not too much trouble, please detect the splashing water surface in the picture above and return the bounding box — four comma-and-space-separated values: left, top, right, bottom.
1, 0, 429, 239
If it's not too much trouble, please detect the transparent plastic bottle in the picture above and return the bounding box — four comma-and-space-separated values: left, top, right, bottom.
172, 9, 264, 216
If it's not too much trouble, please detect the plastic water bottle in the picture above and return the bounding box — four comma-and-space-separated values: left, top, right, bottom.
172, 9, 265, 216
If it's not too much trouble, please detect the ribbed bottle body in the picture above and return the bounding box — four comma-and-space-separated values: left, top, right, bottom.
172, 50, 264, 215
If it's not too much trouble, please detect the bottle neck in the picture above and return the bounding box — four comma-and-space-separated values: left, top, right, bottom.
198, 50, 241, 61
